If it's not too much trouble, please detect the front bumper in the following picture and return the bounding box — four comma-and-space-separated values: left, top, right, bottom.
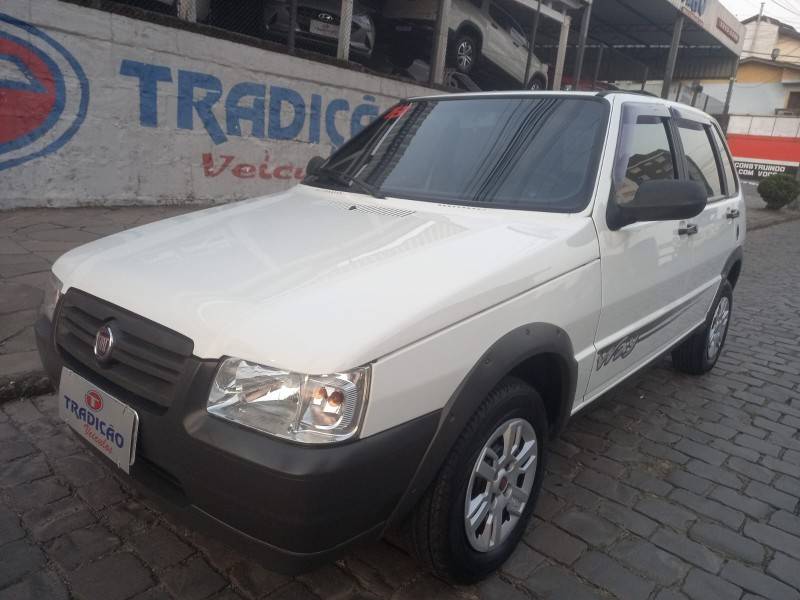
35, 313, 438, 572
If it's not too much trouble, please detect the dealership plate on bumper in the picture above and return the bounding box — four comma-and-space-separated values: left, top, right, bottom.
309, 19, 339, 38
58, 368, 139, 473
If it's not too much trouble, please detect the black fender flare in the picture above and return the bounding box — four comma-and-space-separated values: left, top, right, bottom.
383, 322, 577, 530
722, 246, 743, 288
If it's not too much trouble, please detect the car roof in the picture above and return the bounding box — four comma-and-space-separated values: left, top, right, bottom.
406, 90, 716, 123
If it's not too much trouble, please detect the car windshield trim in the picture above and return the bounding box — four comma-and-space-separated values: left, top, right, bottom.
305, 95, 610, 213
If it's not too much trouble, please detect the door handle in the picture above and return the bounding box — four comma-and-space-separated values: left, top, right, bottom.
491, 22, 498, 29
679, 223, 698, 236
726, 208, 740, 219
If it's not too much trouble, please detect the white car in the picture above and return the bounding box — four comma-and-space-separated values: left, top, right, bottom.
36, 91, 744, 583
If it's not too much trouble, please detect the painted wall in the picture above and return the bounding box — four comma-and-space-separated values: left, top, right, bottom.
727, 115, 800, 179
0, 0, 437, 208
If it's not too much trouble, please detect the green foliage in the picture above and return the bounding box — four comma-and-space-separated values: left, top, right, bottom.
758, 174, 800, 210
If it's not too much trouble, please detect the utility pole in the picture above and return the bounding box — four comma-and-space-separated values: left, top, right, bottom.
749, 2, 764, 53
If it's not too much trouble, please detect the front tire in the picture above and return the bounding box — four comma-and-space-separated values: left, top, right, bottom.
672, 280, 733, 375
410, 377, 547, 583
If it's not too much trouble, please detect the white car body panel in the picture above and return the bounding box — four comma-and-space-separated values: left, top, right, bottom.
364, 261, 600, 436
53, 185, 598, 379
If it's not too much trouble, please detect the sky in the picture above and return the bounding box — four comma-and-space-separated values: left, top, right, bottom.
720, 0, 800, 30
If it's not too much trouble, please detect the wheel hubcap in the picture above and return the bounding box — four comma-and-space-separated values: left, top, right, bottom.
457, 41, 473, 71
707, 296, 730, 361
464, 418, 538, 553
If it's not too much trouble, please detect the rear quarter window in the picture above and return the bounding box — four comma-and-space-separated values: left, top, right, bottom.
677, 121, 723, 199
710, 126, 738, 196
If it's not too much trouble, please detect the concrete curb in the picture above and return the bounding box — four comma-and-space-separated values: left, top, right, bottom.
0, 372, 53, 401
748, 210, 800, 231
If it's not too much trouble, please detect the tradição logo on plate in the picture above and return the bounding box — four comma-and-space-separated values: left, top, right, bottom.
84, 390, 103, 412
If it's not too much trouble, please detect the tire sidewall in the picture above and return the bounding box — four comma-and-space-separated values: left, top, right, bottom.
702, 280, 733, 370
529, 76, 545, 90
445, 387, 547, 580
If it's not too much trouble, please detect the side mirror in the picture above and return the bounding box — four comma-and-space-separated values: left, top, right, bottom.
306, 156, 325, 177
607, 179, 707, 231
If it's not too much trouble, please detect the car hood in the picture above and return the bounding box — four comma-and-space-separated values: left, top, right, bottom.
54, 186, 598, 373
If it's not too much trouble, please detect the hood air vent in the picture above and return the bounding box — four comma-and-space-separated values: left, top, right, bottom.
326, 199, 415, 218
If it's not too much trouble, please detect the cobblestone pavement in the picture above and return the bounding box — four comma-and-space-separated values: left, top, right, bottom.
2, 215, 800, 599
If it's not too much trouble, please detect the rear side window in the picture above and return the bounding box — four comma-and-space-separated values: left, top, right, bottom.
710, 126, 738, 196
613, 107, 677, 206
677, 122, 723, 198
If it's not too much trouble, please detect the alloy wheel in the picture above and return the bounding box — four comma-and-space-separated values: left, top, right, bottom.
706, 296, 730, 361
456, 40, 474, 72
464, 418, 537, 552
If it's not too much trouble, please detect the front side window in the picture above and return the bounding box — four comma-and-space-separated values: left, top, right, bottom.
677, 121, 723, 198
306, 97, 609, 212
612, 105, 677, 205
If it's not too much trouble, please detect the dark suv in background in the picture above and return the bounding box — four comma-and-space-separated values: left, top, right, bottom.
207, 0, 376, 63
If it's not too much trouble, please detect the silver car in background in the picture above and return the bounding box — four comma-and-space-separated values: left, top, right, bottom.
381, 0, 548, 89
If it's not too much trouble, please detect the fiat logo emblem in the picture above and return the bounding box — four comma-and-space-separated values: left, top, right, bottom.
93, 324, 115, 362
85, 390, 103, 412
318, 12, 334, 22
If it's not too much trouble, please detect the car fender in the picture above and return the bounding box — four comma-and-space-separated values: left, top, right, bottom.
384, 322, 577, 529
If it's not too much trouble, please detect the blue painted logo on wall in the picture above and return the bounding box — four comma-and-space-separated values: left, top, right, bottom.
0, 13, 89, 171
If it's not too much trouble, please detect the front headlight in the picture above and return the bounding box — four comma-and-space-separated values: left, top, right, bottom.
40, 272, 63, 321
207, 358, 370, 444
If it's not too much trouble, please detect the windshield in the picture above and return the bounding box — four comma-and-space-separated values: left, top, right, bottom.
305, 96, 609, 212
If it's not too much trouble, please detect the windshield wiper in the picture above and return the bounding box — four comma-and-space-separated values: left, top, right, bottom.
316, 167, 385, 199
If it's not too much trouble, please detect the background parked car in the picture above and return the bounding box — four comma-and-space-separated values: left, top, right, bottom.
380, 0, 548, 89
207, 0, 376, 63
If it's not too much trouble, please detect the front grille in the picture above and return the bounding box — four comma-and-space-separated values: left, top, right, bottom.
56, 289, 194, 411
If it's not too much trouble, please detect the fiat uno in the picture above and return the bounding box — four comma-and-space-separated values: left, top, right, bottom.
36, 91, 744, 582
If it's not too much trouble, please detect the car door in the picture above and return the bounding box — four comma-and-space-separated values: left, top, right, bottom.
585, 101, 694, 402
672, 110, 744, 325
